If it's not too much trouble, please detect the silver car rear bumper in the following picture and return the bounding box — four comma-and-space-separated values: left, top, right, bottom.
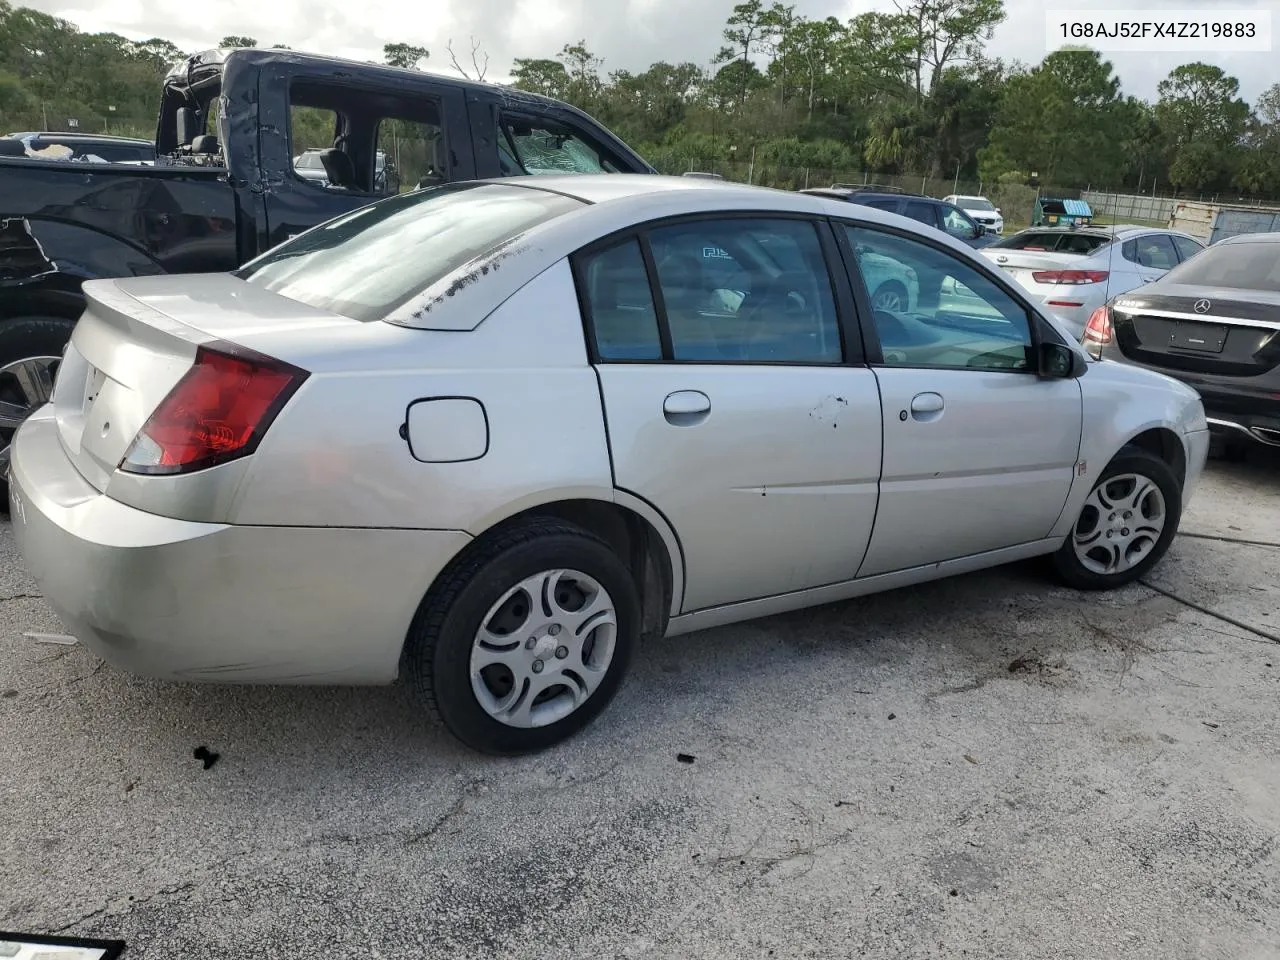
8, 410, 470, 685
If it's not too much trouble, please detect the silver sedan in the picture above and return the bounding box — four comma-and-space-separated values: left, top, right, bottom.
8, 176, 1211, 755
980, 225, 1207, 340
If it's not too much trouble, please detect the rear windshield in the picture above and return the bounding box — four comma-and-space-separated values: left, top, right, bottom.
991, 232, 1109, 254
237, 182, 585, 322
1162, 240, 1280, 292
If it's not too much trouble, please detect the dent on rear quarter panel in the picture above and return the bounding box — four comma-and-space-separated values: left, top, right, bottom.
229, 260, 616, 531
1048, 363, 1201, 540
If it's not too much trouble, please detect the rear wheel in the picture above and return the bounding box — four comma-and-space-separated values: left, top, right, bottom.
403, 518, 641, 755
0, 317, 75, 511
1052, 449, 1182, 590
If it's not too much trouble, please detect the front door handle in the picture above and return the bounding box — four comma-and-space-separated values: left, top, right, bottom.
663, 390, 711, 425
908, 391, 944, 422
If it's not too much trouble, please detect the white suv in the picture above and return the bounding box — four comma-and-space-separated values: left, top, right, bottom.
944, 194, 1004, 235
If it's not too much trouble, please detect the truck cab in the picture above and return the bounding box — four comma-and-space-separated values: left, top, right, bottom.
0, 47, 654, 493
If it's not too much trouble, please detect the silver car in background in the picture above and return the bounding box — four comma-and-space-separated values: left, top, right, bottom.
980, 225, 1207, 340
8, 176, 1210, 756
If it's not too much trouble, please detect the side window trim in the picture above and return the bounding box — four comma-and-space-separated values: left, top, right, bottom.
636, 233, 677, 361
828, 216, 1045, 371
570, 212, 861, 366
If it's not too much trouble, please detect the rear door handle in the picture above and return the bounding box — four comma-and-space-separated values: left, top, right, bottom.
908, 391, 944, 422
663, 390, 711, 425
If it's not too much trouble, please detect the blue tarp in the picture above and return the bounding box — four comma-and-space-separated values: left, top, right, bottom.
1062, 199, 1093, 217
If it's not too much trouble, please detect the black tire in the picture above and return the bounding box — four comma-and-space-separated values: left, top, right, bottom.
403, 518, 641, 755
1052, 447, 1182, 591
870, 280, 909, 312
0, 316, 78, 512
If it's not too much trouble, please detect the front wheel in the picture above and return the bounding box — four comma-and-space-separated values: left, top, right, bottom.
1052, 449, 1182, 590
403, 518, 641, 755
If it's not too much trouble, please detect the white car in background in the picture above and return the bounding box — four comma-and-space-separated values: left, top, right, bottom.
980, 225, 1207, 341
944, 194, 1004, 235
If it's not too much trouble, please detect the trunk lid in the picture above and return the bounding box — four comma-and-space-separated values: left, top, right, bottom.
980, 249, 1088, 289
51, 274, 359, 491
1109, 283, 1280, 377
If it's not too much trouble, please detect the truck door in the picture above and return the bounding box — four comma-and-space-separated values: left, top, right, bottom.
469, 96, 654, 180
257, 67, 473, 253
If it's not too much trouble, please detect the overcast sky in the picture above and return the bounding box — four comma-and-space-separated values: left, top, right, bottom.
26, 0, 1280, 106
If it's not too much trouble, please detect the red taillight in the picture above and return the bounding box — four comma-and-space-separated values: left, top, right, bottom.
1083, 306, 1114, 346
120, 344, 308, 475
1031, 269, 1109, 285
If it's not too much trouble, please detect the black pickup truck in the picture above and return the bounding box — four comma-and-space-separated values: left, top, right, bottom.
0, 47, 653, 488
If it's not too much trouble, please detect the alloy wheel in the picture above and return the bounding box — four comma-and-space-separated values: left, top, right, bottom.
0, 355, 60, 475
1071, 472, 1167, 576
469, 568, 619, 729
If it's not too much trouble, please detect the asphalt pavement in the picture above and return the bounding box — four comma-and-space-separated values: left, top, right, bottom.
2, 452, 1278, 959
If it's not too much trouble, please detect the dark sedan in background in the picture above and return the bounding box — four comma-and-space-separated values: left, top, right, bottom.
1084, 232, 1280, 455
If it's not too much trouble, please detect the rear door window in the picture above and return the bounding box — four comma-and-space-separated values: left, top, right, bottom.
1131, 234, 1179, 270
903, 201, 938, 228
577, 218, 844, 364
1172, 236, 1206, 262
647, 218, 842, 363
861, 199, 901, 213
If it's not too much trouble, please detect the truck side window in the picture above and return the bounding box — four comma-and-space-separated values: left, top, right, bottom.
375, 119, 444, 195
288, 81, 444, 196
290, 105, 338, 155
497, 114, 624, 175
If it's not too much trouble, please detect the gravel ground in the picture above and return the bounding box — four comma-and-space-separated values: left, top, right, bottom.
2, 452, 1278, 960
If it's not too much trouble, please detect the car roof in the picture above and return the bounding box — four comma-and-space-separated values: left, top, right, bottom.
379, 175, 997, 332
1011, 224, 1193, 240
1216, 231, 1280, 245
801, 188, 930, 203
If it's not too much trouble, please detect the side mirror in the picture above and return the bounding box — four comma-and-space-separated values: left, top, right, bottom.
995, 207, 1002, 215
972, 224, 983, 239
1037, 341, 1086, 379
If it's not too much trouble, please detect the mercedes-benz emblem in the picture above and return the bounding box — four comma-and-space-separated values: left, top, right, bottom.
1194, 299, 1211, 313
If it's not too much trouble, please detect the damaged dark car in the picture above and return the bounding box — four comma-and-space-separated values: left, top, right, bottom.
0, 46, 655, 495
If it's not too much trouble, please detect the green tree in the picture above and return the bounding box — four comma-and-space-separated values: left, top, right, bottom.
219, 35, 258, 48
382, 42, 428, 69
510, 57, 570, 100
604, 62, 703, 144
771, 15, 843, 118
895, 0, 1006, 102
552, 40, 604, 110
1156, 62, 1250, 146
981, 48, 1126, 185
1156, 63, 1250, 192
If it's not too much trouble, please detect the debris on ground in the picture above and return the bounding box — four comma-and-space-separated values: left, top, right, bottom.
192, 746, 220, 770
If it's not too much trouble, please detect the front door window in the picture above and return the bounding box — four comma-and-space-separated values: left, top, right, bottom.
498, 115, 624, 175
